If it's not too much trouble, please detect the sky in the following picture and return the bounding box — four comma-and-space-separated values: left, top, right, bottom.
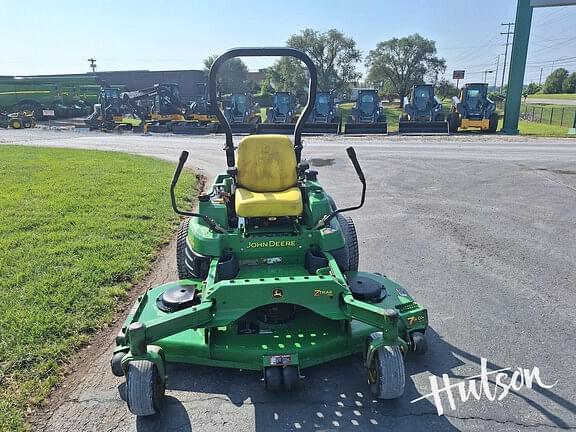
1, 0, 575, 86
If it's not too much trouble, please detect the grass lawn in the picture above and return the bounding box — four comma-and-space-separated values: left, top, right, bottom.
517, 120, 574, 137
0, 146, 194, 431
528, 93, 576, 100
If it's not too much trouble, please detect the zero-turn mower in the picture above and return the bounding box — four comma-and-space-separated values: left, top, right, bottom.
343, 89, 387, 134
399, 84, 449, 135
255, 91, 297, 134
448, 83, 498, 133
303, 91, 341, 134
111, 47, 429, 417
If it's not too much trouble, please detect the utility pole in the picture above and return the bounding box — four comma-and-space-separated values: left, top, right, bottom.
539, 67, 543, 85
87, 58, 97, 73
501, 22, 515, 92
495, 54, 502, 90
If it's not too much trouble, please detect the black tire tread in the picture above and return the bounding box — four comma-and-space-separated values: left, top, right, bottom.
339, 214, 359, 272
126, 360, 164, 416
176, 218, 193, 279
367, 332, 405, 399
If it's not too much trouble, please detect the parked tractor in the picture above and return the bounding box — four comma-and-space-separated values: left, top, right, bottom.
0, 111, 36, 129
223, 93, 261, 133
399, 84, 448, 134
303, 91, 341, 134
255, 92, 298, 134
448, 83, 498, 133
343, 89, 387, 134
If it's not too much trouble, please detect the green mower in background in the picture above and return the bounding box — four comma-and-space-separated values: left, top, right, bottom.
112, 47, 429, 417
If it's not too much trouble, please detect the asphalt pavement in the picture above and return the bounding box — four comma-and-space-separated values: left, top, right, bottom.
1, 129, 575, 431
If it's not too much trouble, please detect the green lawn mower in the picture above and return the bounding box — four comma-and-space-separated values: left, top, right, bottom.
111, 47, 429, 417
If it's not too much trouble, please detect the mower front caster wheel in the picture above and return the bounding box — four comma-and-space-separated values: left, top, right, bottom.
126, 360, 165, 416
264, 366, 299, 391
264, 367, 282, 391
411, 332, 428, 355
366, 333, 405, 399
111, 351, 127, 377
282, 366, 299, 390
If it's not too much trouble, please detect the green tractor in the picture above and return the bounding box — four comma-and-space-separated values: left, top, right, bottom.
0, 111, 36, 129
111, 48, 429, 416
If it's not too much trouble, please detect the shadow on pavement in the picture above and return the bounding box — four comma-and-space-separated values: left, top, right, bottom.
116, 326, 574, 431
135, 396, 192, 432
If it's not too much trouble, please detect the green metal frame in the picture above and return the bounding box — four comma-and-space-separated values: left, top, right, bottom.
503, 0, 576, 134
115, 170, 428, 382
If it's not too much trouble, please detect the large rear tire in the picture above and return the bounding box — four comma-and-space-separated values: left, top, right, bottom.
126, 360, 165, 416
333, 214, 359, 272
176, 218, 193, 279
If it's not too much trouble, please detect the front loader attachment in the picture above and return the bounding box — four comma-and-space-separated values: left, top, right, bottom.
254, 122, 296, 135
172, 121, 217, 135
214, 122, 257, 134
302, 121, 341, 134
398, 120, 449, 135
343, 122, 388, 135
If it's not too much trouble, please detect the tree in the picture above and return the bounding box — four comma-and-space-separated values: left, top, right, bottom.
525, 82, 542, 95
268, 28, 361, 101
436, 78, 459, 100
203, 55, 248, 95
543, 68, 569, 94
267, 57, 308, 102
562, 72, 576, 93
366, 34, 446, 107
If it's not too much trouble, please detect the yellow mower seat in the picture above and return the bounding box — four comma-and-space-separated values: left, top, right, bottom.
234, 135, 303, 217
235, 187, 303, 217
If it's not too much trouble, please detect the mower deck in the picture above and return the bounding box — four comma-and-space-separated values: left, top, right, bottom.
117, 269, 427, 370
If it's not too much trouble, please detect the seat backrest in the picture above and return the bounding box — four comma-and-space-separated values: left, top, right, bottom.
236, 135, 297, 192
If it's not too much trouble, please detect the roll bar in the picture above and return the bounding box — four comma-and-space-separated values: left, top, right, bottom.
208, 47, 318, 166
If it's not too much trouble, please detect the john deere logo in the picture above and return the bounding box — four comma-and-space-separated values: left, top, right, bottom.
247, 240, 297, 249
272, 288, 284, 299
